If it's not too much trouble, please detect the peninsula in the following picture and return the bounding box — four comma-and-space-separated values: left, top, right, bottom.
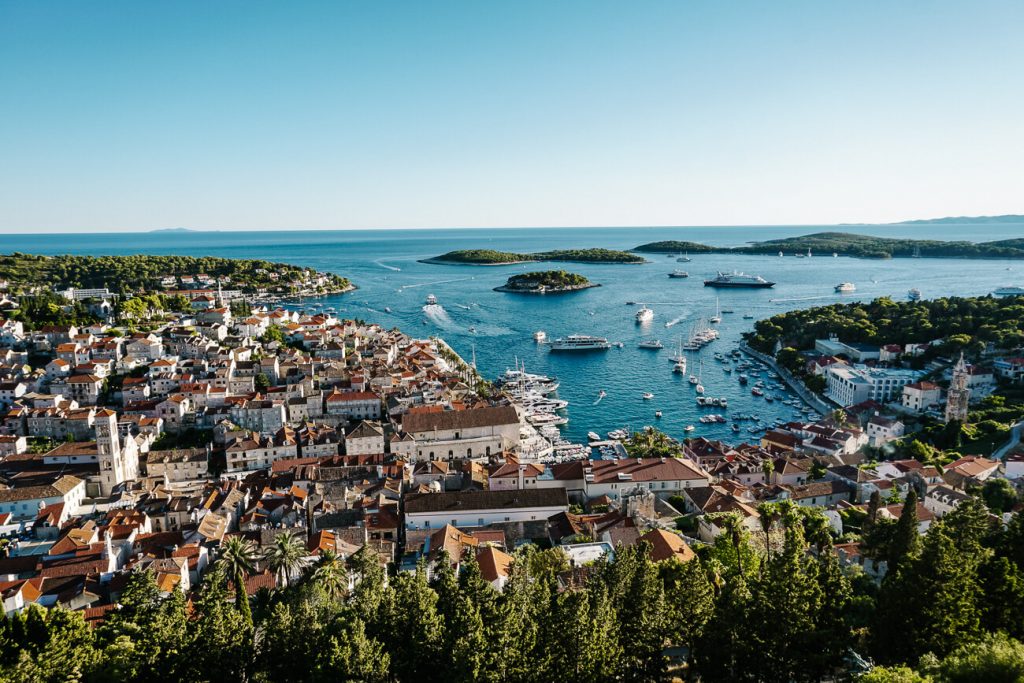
493, 270, 598, 294
422, 247, 645, 265
635, 231, 1024, 259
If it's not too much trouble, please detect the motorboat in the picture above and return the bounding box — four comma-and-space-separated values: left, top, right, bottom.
834, 282, 856, 293
655, 411, 662, 418
684, 425, 695, 432
642, 392, 654, 400
425, 293, 438, 305
533, 330, 547, 342
587, 431, 601, 442
668, 270, 689, 278
635, 306, 654, 323
993, 286, 1024, 297
638, 339, 664, 349
908, 288, 923, 301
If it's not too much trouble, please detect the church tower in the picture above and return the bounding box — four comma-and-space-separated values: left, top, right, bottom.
945, 352, 971, 424
96, 408, 136, 495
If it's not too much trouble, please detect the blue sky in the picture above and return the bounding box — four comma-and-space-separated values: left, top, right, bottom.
1, 1, 1021, 232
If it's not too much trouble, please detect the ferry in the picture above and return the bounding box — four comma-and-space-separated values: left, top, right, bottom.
668, 270, 689, 278
635, 306, 654, 323
638, 339, 664, 350
533, 330, 547, 342
548, 335, 612, 352
994, 286, 1024, 297
704, 271, 775, 288
834, 282, 856, 293
908, 288, 923, 301
425, 293, 438, 305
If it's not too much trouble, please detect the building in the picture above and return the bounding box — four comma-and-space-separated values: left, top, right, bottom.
865, 415, 905, 447
402, 405, 520, 462
902, 381, 942, 413
825, 364, 922, 407
404, 488, 568, 531
0, 475, 85, 522
994, 357, 1024, 383
97, 408, 140, 496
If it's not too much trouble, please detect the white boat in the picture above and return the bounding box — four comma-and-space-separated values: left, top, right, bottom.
908, 288, 923, 301
587, 431, 601, 442
709, 298, 721, 324
677, 253, 692, 262
655, 411, 662, 418
635, 306, 654, 323
994, 286, 1024, 297
684, 425, 695, 432
638, 339, 664, 349
704, 271, 775, 288
695, 384, 705, 394
834, 282, 856, 293
425, 293, 438, 305
668, 270, 689, 278
549, 335, 612, 351
383, 306, 392, 313
673, 361, 686, 374
598, 390, 606, 398
642, 392, 654, 400
533, 330, 547, 342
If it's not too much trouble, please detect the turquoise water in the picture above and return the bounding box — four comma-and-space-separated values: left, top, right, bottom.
5, 224, 1024, 442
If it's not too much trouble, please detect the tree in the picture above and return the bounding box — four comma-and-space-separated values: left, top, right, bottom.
218, 535, 259, 623
383, 568, 445, 683
858, 666, 930, 683
888, 488, 921, 571
265, 531, 306, 588
929, 632, 1024, 683
660, 556, 714, 654
326, 617, 390, 683
983, 477, 1019, 514
254, 372, 271, 391
183, 566, 253, 682
305, 549, 348, 601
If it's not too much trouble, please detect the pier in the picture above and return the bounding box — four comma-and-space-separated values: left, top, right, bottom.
739, 344, 833, 415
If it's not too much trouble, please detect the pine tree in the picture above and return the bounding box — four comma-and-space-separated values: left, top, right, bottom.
384, 568, 446, 683
660, 555, 714, 653
978, 554, 1024, 639
888, 488, 920, 571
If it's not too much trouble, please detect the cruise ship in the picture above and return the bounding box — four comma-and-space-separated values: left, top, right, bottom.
635, 306, 654, 323
548, 335, 612, 351
703, 271, 775, 288
994, 286, 1024, 297
834, 282, 856, 293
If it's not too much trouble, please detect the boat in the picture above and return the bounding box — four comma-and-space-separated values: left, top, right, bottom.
673, 361, 686, 374
549, 335, 612, 351
751, 387, 764, 396
742, 313, 755, 319
425, 293, 438, 305
732, 424, 740, 432
642, 392, 654, 400
908, 288, 923, 302
684, 425, 695, 432
668, 270, 689, 278
695, 384, 705, 394
994, 286, 1024, 297
533, 330, 547, 342
709, 298, 722, 324
834, 282, 856, 293
468, 326, 476, 333
778, 251, 784, 257
635, 306, 654, 323
638, 339, 664, 349
704, 271, 775, 288
655, 411, 662, 418
738, 374, 749, 385
383, 306, 392, 313
598, 390, 607, 398
721, 308, 734, 314
677, 253, 692, 262
587, 431, 601, 442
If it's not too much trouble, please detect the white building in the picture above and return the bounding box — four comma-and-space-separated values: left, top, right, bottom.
404, 488, 568, 531
0, 475, 85, 522
902, 381, 942, 413
825, 364, 922, 407
403, 405, 520, 462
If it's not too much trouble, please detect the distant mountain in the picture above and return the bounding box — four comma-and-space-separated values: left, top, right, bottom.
150, 227, 196, 233
891, 214, 1024, 225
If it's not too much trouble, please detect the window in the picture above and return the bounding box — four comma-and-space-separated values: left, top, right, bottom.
478, 518, 484, 526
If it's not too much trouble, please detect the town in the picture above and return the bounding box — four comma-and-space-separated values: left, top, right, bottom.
1, 264, 1024, 681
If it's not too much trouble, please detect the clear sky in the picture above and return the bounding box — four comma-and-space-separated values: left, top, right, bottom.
1, 1, 1022, 233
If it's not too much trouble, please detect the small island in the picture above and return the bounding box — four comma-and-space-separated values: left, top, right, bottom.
635, 231, 1024, 260
422, 248, 646, 265
493, 270, 599, 294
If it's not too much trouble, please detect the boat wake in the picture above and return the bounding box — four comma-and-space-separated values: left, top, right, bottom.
422, 304, 455, 327
401, 277, 475, 290
373, 259, 401, 272
665, 312, 691, 328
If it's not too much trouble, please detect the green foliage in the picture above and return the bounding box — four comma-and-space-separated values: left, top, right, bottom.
983, 477, 1019, 513
431, 248, 645, 264
501, 270, 592, 290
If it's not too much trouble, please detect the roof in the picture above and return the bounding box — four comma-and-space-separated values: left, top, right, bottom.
640, 528, 696, 563
402, 405, 519, 433
405, 488, 568, 515
0, 475, 83, 503
552, 457, 709, 483
476, 546, 514, 582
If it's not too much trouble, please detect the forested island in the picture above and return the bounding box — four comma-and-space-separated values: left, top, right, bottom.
635, 232, 1024, 259
744, 295, 1024, 358
493, 270, 597, 294
422, 248, 645, 265
0, 253, 352, 296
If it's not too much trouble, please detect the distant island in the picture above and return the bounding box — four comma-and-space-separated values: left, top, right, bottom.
890, 214, 1024, 225
150, 227, 196, 233
635, 231, 1024, 260
493, 270, 598, 294
422, 248, 646, 265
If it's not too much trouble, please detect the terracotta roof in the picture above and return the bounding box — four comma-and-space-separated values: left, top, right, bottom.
476, 546, 513, 582
640, 528, 696, 563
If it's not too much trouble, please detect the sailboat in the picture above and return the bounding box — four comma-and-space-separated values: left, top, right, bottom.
695, 359, 705, 394
710, 297, 721, 324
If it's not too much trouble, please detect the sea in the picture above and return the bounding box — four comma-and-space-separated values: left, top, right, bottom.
6, 223, 1024, 444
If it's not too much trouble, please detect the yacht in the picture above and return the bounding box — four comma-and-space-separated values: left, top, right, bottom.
677, 253, 692, 262
668, 270, 689, 278
638, 339, 664, 349
655, 411, 662, 418
587, 431, 601, 442
642, 392, 654, 400
834, 282, 856, 293
994, 286, 1024, 297
709, 298, 722, 324
673, 360, 686, 374
549, 335, 612, 351
635, 306, 654, 323
704, 271, 775, 288
425, 293, 438, 305
684, 425, 695, 432
533, 330, 547, 342
908, 288, 923, 302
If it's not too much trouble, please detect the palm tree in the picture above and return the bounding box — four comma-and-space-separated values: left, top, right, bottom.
265, 531, 306, 588
756, 502, 779, 565
219, 535, 259, 623
306, 549, 348, 600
